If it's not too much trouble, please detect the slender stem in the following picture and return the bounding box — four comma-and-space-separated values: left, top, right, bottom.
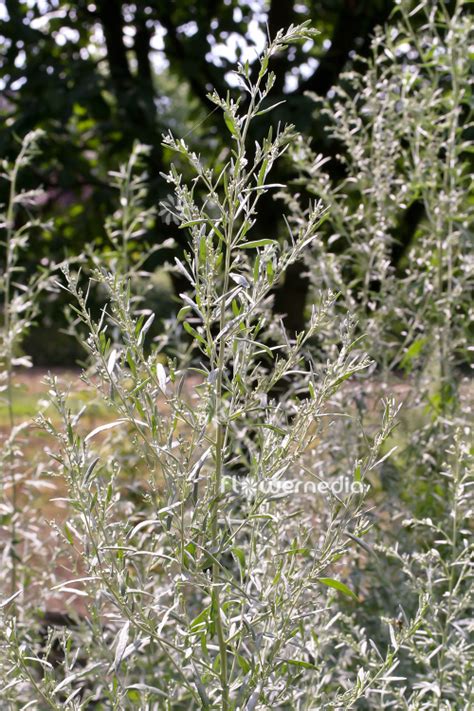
436, 446, 460, 708
14, 651, 61, 710
211, 218, 233, 711
121, 153, 134, 276
4, 153, 20, 597
436, 4, 460, 414
209, 72, 267, 708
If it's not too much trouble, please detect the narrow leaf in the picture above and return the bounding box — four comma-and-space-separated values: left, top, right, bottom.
114, 621, 130, 670
237, 239, 278, 249
318, 577, 358, 600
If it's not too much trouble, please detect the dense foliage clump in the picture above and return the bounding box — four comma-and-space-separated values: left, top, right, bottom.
0, 2, 472, 708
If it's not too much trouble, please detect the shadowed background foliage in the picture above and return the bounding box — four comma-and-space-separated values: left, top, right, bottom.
0, 0, 455, 361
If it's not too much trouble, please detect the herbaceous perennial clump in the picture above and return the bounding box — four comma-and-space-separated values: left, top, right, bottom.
283, 0, 473, 707
0, 7, 471, 709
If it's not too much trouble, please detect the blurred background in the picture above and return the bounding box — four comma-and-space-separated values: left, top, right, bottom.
0, 0, 428, 366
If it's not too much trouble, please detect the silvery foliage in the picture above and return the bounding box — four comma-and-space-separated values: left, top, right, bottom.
63, 142, 175, 357
282, 1, 473, 707
286, 0, 472, 375
100, 142, 175, 280
0, 24, 426, 710
87, 142, 175, 320
0, 130, 63, 610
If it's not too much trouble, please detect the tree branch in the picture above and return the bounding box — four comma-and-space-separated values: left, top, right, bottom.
95, 0, 132, 94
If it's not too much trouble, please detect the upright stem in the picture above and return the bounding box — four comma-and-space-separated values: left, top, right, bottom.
435, 4, 461, 416
435, 8, 462, 704
210, 75, 262, 710
211, 210, 233, 710
4, 155, 20, 596
121, 156, 133, 276
436, 444, 460, 708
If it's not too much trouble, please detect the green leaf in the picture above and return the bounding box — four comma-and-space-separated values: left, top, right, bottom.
354, 463, 361, 483
126, 349, 137, 377
83, 457, 100, 487
64, 522, 74, 546
231, 546, 246, 569
237, 655, 251, 673
126, 684, 168, 699
400, 337, 427, 371
266, 260, 274, 284
179, 218, 208, 229
258, 55, 269, 79
255, 100, 286, 117
211, 224, 226, 243
177, 306, 191, 322
238, 239, 278, 249
183, 321, 207, 347
231, 299, 241, 317
224, 112, 238, 137
284, 658, 317, 670
318, 577, 358, 600
190, 605, 210, 632
127, 690, 141, 703
253, 254, 260, 282
254, 423, 287, 436
257, 159, 268, 187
